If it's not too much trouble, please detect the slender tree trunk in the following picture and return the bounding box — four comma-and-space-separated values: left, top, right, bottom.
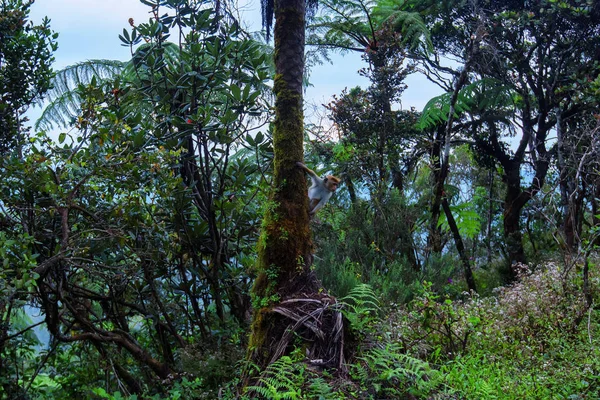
486, 170, 494, 263
502, 165, 527, 280
564, 192, 584, 254
441, 199, 477, 292
345, 175, 357, 203
248, 0, 318, 369
369, 52, 390, 188
556, 108, 581, 256
427, 126, 445, 258
427, 37, 477, 261
392, 169, 404, 192
592, 177, 600, 246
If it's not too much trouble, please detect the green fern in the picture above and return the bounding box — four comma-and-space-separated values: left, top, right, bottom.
374, 0, 432, 54
308, 0, 431, 55
339, 284, 380, 333
246, 356, 304, 400
418, 78, 514, 130
359, 343, 440, 396
35, 59, 126, 131
307, 377, 337, 400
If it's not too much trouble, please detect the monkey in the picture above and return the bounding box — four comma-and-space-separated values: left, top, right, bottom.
296, 162, 341, 216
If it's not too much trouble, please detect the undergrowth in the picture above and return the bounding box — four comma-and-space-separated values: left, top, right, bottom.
85, 261, 600, 399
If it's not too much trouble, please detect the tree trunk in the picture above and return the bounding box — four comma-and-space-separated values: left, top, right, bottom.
592, 177, 600, 247
442, 198, 477, 293
345, 175, 357, 203
564, 191, 584, 255
442, 198, 477, 292
486, 170, 494, 263
247, 0, 320, 369
427, 126, 445, 258
502, 165, 527, 281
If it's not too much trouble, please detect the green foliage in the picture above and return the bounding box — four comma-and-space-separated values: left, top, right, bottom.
387, 263, 600, 398
308, 0, 380, 53
354, 343, 440, 397
326, 86, 421, 192
339, 284, 380, 334
308, 0, 431, 55
1, 0, 273, 396
4, 0, 600, 397
418, 78, 513, 130
441, 331, 600, 399
313, 191, 423, 303
0, 0, 57, 151
246, 356, 304, 400
438, 201, 481, 239
90, 377, 205, 400
373, 0, 432, 53
35, 59, 127, 131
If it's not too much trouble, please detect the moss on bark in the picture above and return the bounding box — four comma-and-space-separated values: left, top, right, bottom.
246, 0, 323, 371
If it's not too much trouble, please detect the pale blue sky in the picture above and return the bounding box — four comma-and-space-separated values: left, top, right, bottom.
27, 0, 440, 133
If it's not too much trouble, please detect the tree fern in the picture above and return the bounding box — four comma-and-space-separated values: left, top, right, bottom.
419, 77, 513, 130
308, 0, 378, 52
308, 0, 431, 55
35, 59, 126, 131
374, 0, 432, 54
34, 42, 183, 131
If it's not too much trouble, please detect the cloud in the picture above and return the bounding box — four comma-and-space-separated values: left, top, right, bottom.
31, 0, 149, 24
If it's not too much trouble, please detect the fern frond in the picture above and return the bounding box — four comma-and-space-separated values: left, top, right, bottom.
307, 377, 336, 399
359, 343, 440, 396
44, 59, 126, 102
418, 78, 513, 130
247, 356, 304, 400
340, 283, 380, 313
307, 0, 379, 51
34, 90, 81, 131
373, 0, 432, 54
35, 59, 126, 130
339, 284, 380, 333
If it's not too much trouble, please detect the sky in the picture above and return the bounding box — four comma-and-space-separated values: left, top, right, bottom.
27, 0, 441, 132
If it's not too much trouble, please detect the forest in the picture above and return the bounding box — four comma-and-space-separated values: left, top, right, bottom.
1, 0, 600, 398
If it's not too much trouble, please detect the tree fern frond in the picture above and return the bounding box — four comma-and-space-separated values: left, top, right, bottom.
390, 11, 432, 53
307, 0, 378, 50
43, 59, 126, 102
373, 0, 432, 54
34, 89, 81, 131
418, 78, 513, 130
35, 59, 126, 130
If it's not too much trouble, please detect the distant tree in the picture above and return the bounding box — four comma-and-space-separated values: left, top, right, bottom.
308, 0, 430, 189
326, 86, 422, 269
406, 0, 600, 279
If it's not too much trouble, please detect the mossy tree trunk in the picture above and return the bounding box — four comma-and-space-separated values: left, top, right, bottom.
248, 0, 321, 369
